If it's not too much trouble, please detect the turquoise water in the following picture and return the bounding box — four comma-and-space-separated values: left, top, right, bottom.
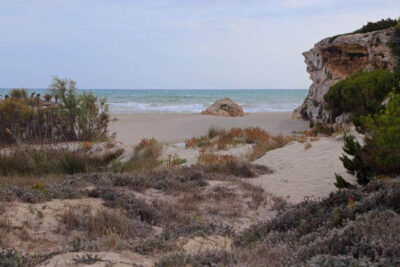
0, 89, 307, 114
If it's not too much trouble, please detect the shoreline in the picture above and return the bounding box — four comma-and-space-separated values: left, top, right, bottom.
109, 112, 308, 145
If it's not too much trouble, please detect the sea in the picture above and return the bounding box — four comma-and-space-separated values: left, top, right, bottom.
0, 89, 307, 114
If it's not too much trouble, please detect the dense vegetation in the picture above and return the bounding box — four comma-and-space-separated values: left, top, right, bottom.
353, 18, 398, 33
327, 19, 400, 187
0, 77, 109, 146
324, 69, 400, 127
390, 19, 400, 68
0, 147, 123, 176
337, 93, 400, 186
157, 179, 400, 266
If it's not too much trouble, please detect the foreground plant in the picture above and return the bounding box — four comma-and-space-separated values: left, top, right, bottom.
157, 179, 400, 266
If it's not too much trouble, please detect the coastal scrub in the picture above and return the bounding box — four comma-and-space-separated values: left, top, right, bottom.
0, 77, 110, 146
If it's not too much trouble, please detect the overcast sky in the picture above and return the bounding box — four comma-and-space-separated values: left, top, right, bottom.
0, 0, 399, 89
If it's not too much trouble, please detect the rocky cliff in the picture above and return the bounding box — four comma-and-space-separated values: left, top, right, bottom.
294, 28, 397, 123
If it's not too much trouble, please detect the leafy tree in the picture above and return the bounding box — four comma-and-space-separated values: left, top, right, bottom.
338, 93, 400, 186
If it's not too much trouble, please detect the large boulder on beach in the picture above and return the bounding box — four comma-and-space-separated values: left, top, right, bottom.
201, 98, 244, 117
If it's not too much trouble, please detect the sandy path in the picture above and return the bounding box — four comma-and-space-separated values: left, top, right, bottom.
250, 136, 355, 204
110, 112, 308, 145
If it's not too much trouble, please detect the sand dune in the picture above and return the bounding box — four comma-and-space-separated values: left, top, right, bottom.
250, 136, 355, 203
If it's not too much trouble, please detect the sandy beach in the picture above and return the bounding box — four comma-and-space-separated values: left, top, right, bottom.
110, 111, 355, 204
110, 112, 309, 145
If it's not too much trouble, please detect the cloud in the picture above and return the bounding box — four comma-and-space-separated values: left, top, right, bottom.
282, 0, 320, 8
0, 0, 399, 88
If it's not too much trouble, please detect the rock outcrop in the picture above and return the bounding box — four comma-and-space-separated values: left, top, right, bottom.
202, 98, 244, 117
294, 28, 397, 123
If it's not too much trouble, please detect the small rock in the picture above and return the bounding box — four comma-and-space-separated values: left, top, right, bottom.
334, 113, 351, 130
201, 98, 244, 117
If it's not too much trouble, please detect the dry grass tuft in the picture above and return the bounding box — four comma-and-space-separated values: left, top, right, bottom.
198, 154, 272, 178
239, 182, 268, 209
113, 138, 162, 172
304, 142, 312, 150
58, 205, 151, 245
185, 127, 293, 160
198, 153, 237, 165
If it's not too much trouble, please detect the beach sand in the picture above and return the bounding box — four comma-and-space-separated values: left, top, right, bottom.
110, 112, 309, 145
110, 112, 351, 204
251, 136, 356, 203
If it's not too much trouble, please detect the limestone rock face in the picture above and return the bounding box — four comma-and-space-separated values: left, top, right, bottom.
294, 28, 397, 123
202, 98, 244, 117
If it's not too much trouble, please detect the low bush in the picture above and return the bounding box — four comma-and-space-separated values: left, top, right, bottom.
324, 70, 400, 127
157, 179, 400, 266
156, 251, 236, 267
59, 206, 151, 240
0, 147, 123, 176
353, 18, 398, 33
113, 138, 162, 172
93, 189, 190, 227
199, 155, 273, 178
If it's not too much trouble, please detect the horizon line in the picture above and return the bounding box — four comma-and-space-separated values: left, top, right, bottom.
0, 88, 308, 90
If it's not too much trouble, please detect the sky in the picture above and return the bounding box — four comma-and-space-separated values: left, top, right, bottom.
0, 0, 399, 89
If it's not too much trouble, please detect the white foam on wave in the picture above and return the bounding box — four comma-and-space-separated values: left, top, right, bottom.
109, 102, 208, 113
242, 103, 300, 113
108, 101, 300, 113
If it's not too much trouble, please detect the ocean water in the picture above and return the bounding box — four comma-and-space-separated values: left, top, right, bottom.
0, 89, 307, 114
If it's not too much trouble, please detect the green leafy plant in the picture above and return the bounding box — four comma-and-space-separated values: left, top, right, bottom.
0, 147, 123, 176
113, 138, 162, 173
0, 77, 110, 146
339, 93, 400, 186
324, 70, 399, 127
353, 18, 398, 33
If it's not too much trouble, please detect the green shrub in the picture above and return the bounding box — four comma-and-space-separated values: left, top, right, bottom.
324, 70, 399, 126
113, 138, 162, 173
339, 93, 400, 185
234, 179, 400, 265
353, 18, 398, 33
9, 88, 28, 99
49, 77, 110, 141
0, 77, 109, 146
361, 93, 400, 174
0, 147, 123, 176
391, 18, 400, 69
